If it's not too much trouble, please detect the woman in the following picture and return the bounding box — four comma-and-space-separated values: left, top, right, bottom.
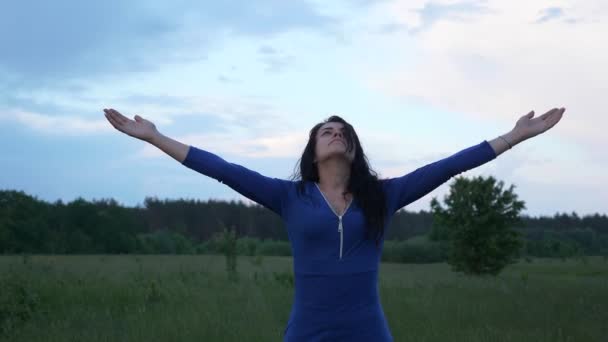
104, 107, 565, 341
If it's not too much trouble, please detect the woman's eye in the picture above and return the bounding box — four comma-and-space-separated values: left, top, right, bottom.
323, 131, 331, 135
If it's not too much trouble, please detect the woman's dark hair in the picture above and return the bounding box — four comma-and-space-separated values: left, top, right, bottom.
290, 115, 388, 247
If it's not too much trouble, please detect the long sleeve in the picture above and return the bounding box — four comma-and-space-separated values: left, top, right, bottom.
181, 145, 290, 216
382, 140, 497, 214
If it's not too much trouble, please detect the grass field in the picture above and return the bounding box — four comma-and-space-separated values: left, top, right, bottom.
1, 255, 607, 341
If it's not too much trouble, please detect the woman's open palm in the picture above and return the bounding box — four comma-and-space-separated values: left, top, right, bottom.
104, 108, 158, 142
514, 107, 565, 140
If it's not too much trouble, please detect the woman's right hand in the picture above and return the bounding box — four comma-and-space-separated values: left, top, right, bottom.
103, 108, 159, 142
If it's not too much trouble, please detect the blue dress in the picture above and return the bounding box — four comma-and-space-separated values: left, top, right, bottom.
181, 140, 497, 341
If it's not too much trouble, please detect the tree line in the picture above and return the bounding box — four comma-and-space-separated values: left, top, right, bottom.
1, 189, 606, 257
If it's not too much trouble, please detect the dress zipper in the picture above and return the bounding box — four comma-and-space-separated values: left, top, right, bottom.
338, 216, 343, 259
315, 183, 352, 259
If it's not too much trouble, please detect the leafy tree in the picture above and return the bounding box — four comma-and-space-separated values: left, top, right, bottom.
430, 175, 525, 276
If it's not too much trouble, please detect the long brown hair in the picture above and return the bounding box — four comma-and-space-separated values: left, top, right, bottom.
290, 116, 388, 246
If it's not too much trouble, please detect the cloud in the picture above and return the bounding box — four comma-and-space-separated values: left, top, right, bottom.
328, 0, 608, 215
0, 2, 338, 142
355, 0, 608, 159
536, 7, 564, 23
409, 1, 491, 33
0, 90, 302, 139
0, 1, 335, 90
0, 1, 178, 88
137, 130, 308, 160
0, 109, 111, 136
258, 45, 278, 55
217, 74, 241, 84
255, 44, 297, 73
259, 53, 297, 74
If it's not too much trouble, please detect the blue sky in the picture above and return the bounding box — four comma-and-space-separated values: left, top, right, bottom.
1, 0, 606, 217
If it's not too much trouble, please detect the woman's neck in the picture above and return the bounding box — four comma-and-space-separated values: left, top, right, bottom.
316, 158, 350, 193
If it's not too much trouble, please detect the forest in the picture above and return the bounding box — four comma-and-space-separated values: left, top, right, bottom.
1, 189, 607, 260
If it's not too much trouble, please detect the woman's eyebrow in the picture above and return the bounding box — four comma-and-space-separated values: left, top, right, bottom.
321, 127, 345, 132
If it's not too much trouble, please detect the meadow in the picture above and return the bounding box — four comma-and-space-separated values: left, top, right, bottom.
1, 255, 607, 341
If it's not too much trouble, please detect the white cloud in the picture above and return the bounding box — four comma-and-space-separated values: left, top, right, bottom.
0, 109, 111, 135
135, 119, 482, 165
315, 0, 608, 215
364, 1, 607, 143
137, 130, 309, 159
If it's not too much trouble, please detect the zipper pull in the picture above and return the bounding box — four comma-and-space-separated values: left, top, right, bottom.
338, 216, 343, 232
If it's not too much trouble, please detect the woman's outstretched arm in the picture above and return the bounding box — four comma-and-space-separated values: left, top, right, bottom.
383, 107, 566, 214
103, 108, 289, 216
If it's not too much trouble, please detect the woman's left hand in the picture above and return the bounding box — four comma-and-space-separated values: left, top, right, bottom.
513, 107, 565, 141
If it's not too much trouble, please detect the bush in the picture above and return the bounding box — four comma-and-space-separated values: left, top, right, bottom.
382, 239, 446, 263
236, 237, 259, 256
258, 239, 292, 256
0, 272, 40, 336
135, 231, 195, 254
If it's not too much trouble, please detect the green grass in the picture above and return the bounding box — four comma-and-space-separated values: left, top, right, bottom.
1, 255, 607, 341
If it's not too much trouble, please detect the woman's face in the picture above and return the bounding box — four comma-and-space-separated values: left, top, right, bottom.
314, 122, 356, 164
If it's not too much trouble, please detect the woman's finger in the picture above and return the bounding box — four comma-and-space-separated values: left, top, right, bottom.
548, 108, 564, 124
104, 109, 117, 124
105, 111, 120, 129
103, 109, 116, 127
109, 111, 124, 129
108, 109, 125, 126
541, 109, 562, 130
110, 109, 129, 126
549, 109, 564, 127
539, 108, 559, 120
